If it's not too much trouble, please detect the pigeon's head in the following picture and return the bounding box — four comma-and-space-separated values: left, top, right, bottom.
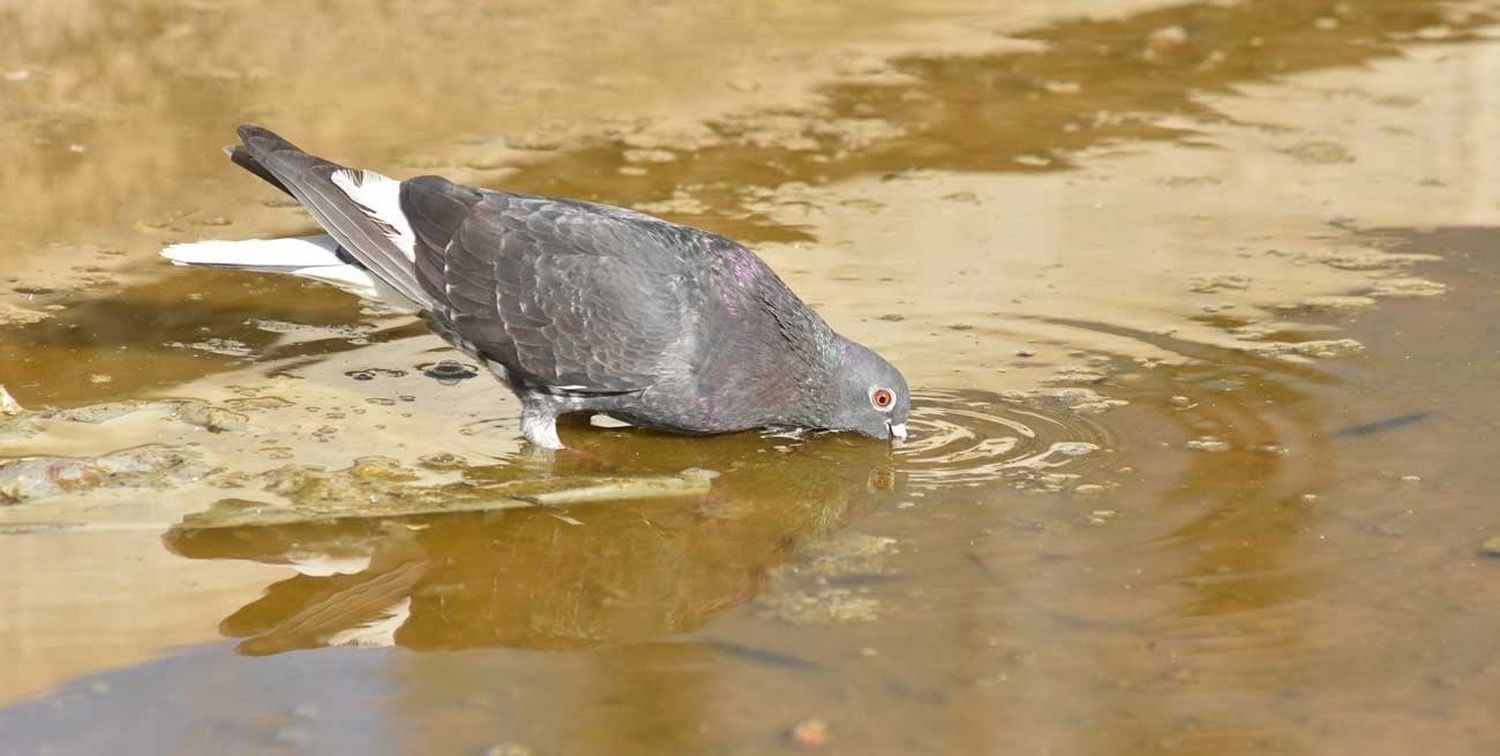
827, 340, 910, 443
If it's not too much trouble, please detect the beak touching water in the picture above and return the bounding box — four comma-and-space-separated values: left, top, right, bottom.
889, 422, 907, 443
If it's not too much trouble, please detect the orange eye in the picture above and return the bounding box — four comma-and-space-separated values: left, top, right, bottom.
872, 388, 894, 410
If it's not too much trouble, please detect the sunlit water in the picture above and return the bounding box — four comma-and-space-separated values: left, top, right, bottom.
898, 388, 1114, 489
3, 1, 1500, 754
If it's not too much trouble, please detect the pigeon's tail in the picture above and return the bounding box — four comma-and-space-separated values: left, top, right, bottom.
161, 234, 415, 309
227, 125, 436, 310
163, 234, 343, 270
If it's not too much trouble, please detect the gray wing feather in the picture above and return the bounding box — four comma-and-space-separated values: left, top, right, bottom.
401, 176, 699, 394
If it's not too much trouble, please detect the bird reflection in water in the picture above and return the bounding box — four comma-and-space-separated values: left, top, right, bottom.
163, 428, 897, 656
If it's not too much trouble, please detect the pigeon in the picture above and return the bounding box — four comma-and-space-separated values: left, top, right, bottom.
163, 125, 909, 449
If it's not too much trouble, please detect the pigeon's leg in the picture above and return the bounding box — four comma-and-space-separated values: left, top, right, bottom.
520, 399, 564, 450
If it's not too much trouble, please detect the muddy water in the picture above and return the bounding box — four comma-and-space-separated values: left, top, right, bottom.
4, 1, 1500, 753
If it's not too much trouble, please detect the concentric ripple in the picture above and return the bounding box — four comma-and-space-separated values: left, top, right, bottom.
896, 388, 1119, 489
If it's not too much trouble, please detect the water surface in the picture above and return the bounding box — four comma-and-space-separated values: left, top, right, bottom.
3, 1, 1500, 753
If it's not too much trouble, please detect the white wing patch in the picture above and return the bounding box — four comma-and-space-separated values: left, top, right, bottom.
330, 168, 417, 260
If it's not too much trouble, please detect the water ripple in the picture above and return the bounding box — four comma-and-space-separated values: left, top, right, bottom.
897, 388, 1117, 489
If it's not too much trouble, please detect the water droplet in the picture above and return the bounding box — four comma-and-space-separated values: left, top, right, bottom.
420, 360, 480, 385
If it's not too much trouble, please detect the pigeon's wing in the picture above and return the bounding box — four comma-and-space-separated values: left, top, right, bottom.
400, 176, 701, 394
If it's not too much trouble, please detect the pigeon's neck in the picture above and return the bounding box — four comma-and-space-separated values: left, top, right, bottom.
774, 329, 855, 428
703, 237, 848, 428
711, 287, 845, 427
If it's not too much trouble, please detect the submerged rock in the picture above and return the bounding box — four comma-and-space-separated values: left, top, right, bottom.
7, 396, 251, 433
1247, 338, 1366, 361
0, 392, 222, 502
1480, 537, 1500, 558
758, 588, 882, 625
789, 719, 831, 750
798, 532, 899, 577
479, 745, 534, 756
1002, 387, 1129, 415
1371, 277, 1447, 299
175, 403, 249, 433
0, 445, 207, 504
0, 385, 23, 416
0, 458, 101, 502
348, 456, 419, 482
0, 386, 43, 441
53, 401, 148, 424
1280, 140, 1355, 165
1186, 436, 1232, 453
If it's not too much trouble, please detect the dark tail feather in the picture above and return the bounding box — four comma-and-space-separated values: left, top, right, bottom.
225, 144, 293, 197
231, 125, 434, 309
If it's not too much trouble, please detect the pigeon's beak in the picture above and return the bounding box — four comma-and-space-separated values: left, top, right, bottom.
888, 422, 907, 443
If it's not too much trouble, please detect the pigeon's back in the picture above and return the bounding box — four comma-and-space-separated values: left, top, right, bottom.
400, 175, 723, 396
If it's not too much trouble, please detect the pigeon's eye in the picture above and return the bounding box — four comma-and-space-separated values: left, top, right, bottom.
871, 388, 894, 411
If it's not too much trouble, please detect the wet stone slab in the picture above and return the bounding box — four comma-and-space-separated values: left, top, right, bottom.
179, 460, 716, 530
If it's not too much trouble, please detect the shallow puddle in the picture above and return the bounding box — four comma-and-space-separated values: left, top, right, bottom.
4, 1, 1500, 754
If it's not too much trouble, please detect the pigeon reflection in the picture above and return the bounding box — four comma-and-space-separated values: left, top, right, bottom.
163, 429, 895, 656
